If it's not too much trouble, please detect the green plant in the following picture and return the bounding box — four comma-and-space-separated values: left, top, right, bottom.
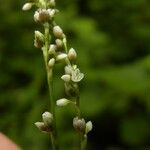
22, 0, 92, 150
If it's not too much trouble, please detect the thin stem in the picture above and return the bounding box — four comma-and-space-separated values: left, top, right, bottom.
80, 135, 87, 150
43, 23, 59, 150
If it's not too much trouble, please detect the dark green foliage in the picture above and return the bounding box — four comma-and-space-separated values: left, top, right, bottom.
0, 0, 150, 149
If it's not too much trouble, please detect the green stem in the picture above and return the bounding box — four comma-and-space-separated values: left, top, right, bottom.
43, 23, 59, 150
80, 135, 87, 150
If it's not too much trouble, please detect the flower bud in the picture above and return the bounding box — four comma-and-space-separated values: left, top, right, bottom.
65, 65, 73, 75
55, 39, 63, 48
35, 122, 50, 133
22, 3, 33, 11
61, 74, 71, 82
56, 98, 70, 107
53, 26, 64, 39
34, 31, 44, 48
73, 117, 86, 134
48, 58, 55, 68
56, 53, 67, 61
34, 11, 39, 22
49, 0, 56, 7
49, 44, 57, 54
68, 48, 77, 61
85, 121, 93, 134
47, 9, 56, 18
35, 31, 44, 41
71, 68, 84, 82
42, 112, 53, 127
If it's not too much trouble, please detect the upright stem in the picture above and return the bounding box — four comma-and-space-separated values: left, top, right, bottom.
81, 135, 87, 150
43, 23, 59, 150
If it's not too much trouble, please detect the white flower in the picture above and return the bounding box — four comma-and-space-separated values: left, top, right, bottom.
48, 58, 55, 68
42, 112, 53, 126
49, 0, 56, 7
22, 3, 33, 11
61, 74, 71, 82
65, 65, 73, 75
35, 31, 44, 41
73, 117, 86, 133
56, 98, 70, 107
56, 53, 67, 61
34, 11, 40, 22
71, 68, 84, 82
47, 9, 56, 18
49, 44, 57, 54
68, 48, 77, 61
85, 121, 93, 134
55, 39, 63, 48
53, 26, 64, 38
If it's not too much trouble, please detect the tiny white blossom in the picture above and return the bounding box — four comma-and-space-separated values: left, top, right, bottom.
34, 11, 39, 22
35, 31, 44, 41
49, 0, 56, 7
42, 112, 53, 126
61, 74, 71, 82
48, 58, 55, 68
56, 53, 67, 61
68, 48, 77, 61
47, 9, 56, 18
65, 65, 73, 75
55, 39, 63, 48
56, 98, 70, 107
71, 68, 84, 82
49, 44, 57, 54
85, 121, 93, 134
22, 3, 33, 11
53, 26, 63, 38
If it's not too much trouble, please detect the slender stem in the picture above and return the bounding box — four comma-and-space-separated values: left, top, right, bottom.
81, 135, 87, 150
43, 23, 59, 150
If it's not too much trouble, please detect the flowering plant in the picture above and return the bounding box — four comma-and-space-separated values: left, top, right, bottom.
22, 0, 92, 149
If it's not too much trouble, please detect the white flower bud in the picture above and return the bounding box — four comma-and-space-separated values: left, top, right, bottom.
71, 68, 84, 82
49, 44, 57, 54
68, 48, 77, 61
48, 58, 55, 68
61, 74, 71, 82
22, 3, 33, 11
34, 31, 44, 48
65, 65, 73, 75
56, 53, 67, 61
47, 9, 56, 18
34, 11, 39, 22
35, 122, 49, 132
85, 121, 93, 134
56, 98, 70, 107
35, 31, 44, 41
49, 0, 56, 7
53, 26, 63, 38
42, 112, 53, 127
55, 39, 63, 48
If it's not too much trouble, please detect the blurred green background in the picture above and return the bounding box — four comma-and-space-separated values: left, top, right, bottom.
0, 0, 150, 149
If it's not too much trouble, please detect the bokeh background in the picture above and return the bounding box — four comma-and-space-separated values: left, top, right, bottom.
0, 0, 150, 149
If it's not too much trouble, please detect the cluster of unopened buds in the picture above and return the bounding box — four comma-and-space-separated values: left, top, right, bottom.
22, 0, 92, 148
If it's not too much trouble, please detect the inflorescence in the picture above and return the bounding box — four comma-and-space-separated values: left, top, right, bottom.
22, 0, 92, 149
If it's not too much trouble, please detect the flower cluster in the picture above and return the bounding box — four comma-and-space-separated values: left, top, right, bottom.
22, 0, 92, 149
35, 112, 53, 133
